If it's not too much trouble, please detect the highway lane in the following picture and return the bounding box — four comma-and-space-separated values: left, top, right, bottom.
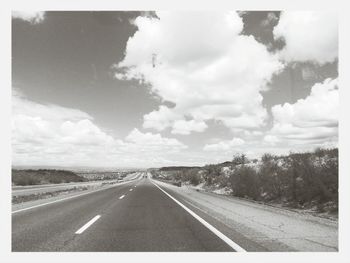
12, 172, 142, 196
12, 179, 139, 251
12, 173, 240, 252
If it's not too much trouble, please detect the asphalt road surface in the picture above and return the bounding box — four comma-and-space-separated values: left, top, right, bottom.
12, 173, 247, 252
12, 172, 143, 196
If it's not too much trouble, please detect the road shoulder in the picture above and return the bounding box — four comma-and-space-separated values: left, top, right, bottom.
153, 179, 338, 252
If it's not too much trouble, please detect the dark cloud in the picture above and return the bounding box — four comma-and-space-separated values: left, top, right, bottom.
240, 11, 284, 51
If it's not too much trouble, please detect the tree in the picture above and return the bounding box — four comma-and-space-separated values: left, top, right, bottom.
203, 164, 221, 185
232, 153, 248, 167
229, 165, 260, 200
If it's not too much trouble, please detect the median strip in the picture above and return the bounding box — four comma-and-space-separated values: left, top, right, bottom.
151, 180, 246, 252
75, 215, 101, 234
12, 180, 135, 214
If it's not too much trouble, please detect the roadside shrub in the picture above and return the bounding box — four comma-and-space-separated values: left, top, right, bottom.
213, 174, 229, 188
189, 172, 201, 185
152, 147, 338, 213
229, 165, 260, 200
203, 164, 221, 185
185, 168, 202, 185
259, 153, 285, 201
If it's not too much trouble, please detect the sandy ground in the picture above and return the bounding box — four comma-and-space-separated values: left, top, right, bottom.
156, 180, 338, 252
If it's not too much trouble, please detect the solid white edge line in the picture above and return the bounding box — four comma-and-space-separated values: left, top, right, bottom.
119, 194, 125, 199
12, 180, 136, 214
151, 180, 247, 252
75, 215, 101, 234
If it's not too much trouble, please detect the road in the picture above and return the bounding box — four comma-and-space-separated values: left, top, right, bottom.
12, 172, 142, 196
12, 172, 245, 252
12, 181, 114, 196
12, 171, 336, 252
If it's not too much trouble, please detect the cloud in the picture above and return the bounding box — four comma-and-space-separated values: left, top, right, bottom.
116, 11, 283, 135
12, 91, 187, 167
268, 78, 338, 147
203, 78, 338, 159
12, 11, 45, 24
12, 93, 118, 165
274, 11, 338, 65
143, 105, 179, 131
261, 12, 278, 27
124, 128, 187, 152
59, 120, 115, 146
171, 120, 208, 135
12, 90, 91, 123
204, 137, 245, 152
263, 135, 279, 145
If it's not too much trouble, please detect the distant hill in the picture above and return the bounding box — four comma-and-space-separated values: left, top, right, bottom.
12, 169, 87, 186
12, 166, 143, 172
159, 166, 201, 172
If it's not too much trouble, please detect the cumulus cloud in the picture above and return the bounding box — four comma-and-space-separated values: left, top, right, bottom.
274, 11, 338, 64
12, 90, 91, 123
203, 78, 338, 158
171, 120, 208, 135
12, 11, 45, 24
261, 12, 278, 27
125, 128, 187, 152
116, 11, 283, 135
12, 91, 187, 167
12, 92, 118, 166
268, 78, 338, 147
204, 137, 245, 152
263, 135, 279, 145
143, 105, 179, 131
60, 120, 115, 146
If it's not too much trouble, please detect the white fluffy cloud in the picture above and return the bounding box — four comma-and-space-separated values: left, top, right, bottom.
116, 11, 283, 135
204, 137, 245, 152
13, 92, 118, 166
12, 92, 187, 167
274, 11, 338, 64
203, 78, 338, 158
172, 120, 208, 135
12, 11, 45, 24
124, 128, 187, 152
268, 78, 338, 147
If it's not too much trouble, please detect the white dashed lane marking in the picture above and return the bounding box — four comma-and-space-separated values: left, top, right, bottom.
75, 215, 101, 234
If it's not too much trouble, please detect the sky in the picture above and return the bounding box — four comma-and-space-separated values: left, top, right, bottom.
12, 11, 338, 168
